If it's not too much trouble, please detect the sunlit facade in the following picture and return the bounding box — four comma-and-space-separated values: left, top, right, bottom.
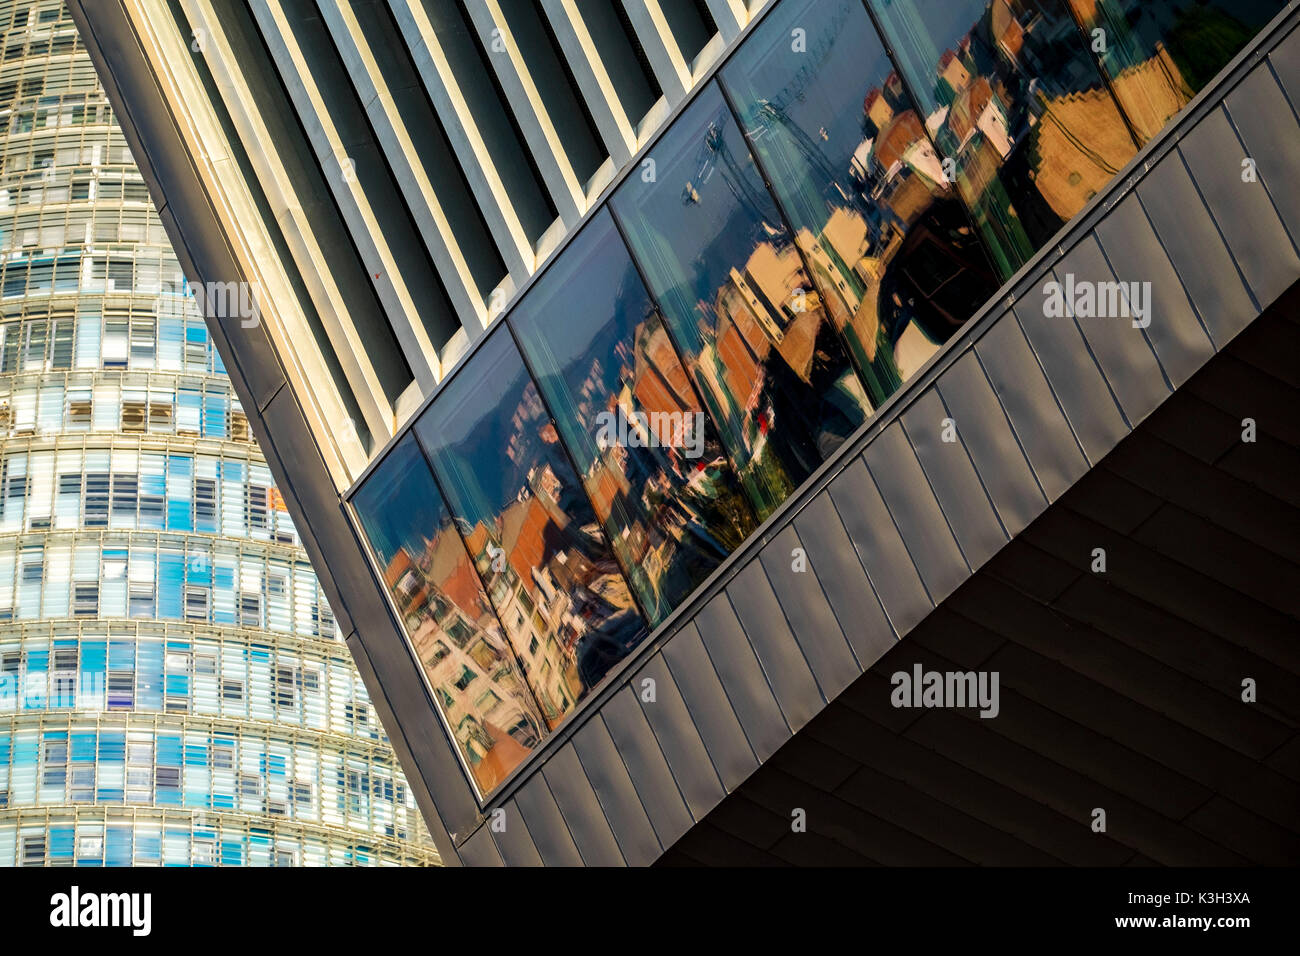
0, 0, 438, 866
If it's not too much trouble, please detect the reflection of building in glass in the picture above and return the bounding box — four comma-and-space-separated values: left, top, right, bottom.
1068, 0, 1287, 142
0, 4, 436, 866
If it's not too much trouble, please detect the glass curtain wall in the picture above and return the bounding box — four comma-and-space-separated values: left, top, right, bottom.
352, 436, 545, 797
352, 0, 1278, 800
613, 84, 873, 516
511, 210, 758, 625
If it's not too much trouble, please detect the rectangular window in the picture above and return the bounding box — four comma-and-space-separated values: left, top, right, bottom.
73, 584, 98, 616
155, 766, 180, 790
194, 477, 217, 528
107, 670, 133, 709
353, 433, 551, 796
275, 666, 295, 708
612, 83, 871, 518
247, 484, 267, 529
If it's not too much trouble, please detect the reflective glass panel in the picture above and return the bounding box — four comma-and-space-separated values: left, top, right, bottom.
867, 0, 1138, 277
353, 435, 546, 796
723, 0, 1000, 402
415, 331, 649, 729
1066, 0, 1286, 142
511, 210, 758, 625
613, 83, 872, 520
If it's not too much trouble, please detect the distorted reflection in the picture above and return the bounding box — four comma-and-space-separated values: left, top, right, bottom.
868, 0, 1138, 277
511, 210, 758, 625
724, 0, 999, 403
613, 83, 871, 520
1066, 0, 1287, 143
415, 331, 649, 728
352, 435, 546, 795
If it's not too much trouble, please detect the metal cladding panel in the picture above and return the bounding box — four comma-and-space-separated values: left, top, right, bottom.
974, 315, 1090, 500
758, 527, 861, 702
456, 827, 504, 867
661, 623, 759, 791
900, 389, 1008, 572
570, 717, 664, 866
1179, 106, 1300, 308
790, 493, 897, 662
512, 775, 585, 866
1051, 239, 1170, 424
487, 800, 545, 867
804, 704, 1111, 865
541, 746, 627, 866
826, 457, 933, 634
724, 564, 825, 733
1093, 197, 1215, 388
692, 595, 790, 763
599, 686, 694, 845
862, 423, 969, 607
934, 351, 1045, 538
1011, 300, 1129, 464
630, 655, 726, 821
1270, 24, 1300, 103
1224, 67, 1300, 246
1135, 152, 1259, 347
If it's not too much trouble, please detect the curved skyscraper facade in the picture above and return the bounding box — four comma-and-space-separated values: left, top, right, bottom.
0, 1, 437, 867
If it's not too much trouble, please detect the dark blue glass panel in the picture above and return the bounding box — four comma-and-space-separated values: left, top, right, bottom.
511, 210, 758, 624
414, 331, 649, 728
724, 0, 999, 404
353, 434, 546, 796
613, 83, 872, 519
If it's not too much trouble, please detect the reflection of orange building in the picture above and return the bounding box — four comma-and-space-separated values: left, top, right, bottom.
632, 324, 696, 421
584, 450, 632, 525
864, 86, 894, 132
381, 536, 545, 796
1030, 85, 1136, 219
705, 235, 834, 425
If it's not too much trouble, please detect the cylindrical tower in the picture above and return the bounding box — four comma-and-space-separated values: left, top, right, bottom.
0, 0, 438, 866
